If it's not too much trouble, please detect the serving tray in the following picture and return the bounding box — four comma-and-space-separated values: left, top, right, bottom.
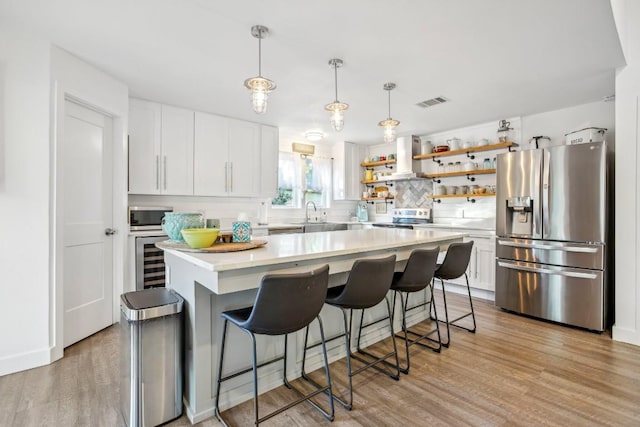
156, 240, 268, 253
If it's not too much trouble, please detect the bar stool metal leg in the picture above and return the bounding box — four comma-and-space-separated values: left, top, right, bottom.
214, 319, 229, 426
353, 298, 401, 381
433, 272, 477, 348
286, 317, 335, 420
393, 282, 442, 374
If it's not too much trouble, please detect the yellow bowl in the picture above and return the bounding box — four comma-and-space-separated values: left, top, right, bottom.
180, 228, 220, 249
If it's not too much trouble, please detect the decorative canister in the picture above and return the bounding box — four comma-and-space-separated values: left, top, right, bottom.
232, 221, 251, 242
162, 212, 204, 242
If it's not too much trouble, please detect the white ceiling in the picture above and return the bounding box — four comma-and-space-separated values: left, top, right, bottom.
1, 0, 625, 145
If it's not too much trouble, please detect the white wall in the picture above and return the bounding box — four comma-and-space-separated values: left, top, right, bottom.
521, 101, 615, 150
0, 26, 52, 375
0, 29, 129, 375
611, 0, 640, 346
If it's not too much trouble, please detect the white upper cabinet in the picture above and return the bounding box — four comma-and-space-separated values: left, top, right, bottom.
227, 118, 261, 197
260, 125, 279, 198
161, 105, 194, 195
128, 100, 193, 195
333, 141, 366, 200
193, 112, 228, 196
193, 113, 278, 198
130, 99, 278, 198
128, 99, 161, 194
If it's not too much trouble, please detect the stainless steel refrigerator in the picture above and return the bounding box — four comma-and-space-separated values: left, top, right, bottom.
495, 141, 609, 331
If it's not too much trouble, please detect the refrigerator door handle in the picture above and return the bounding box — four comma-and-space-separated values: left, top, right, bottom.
541, 149, 550, 239
497, 240, 599, 253
497, 261, 598, 280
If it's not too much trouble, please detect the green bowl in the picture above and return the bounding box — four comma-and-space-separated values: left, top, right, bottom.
180, 228, 220, 249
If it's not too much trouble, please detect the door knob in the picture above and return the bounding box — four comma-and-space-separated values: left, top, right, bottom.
105, 228, 117, 236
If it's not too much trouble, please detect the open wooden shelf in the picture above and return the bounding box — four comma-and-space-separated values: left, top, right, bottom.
360, 159, 397, 167
361, 196, 395, 201
413, 142, 516, 160
429, 192, 496, 199
426, 168, 496, 178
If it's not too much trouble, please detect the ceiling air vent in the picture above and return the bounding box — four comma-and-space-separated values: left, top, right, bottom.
416, 96, 449, 108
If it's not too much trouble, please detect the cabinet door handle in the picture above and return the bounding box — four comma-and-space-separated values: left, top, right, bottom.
475, 250, 478, 279
155, 155, 160, 190
229, 162, 233, 192
163, 156, 167, 190
224, 162, 228, 192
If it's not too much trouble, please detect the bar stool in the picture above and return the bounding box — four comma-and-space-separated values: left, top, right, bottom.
214, 265, 334, 426
357, 247, 441, 374
301, 255, 399, 411
432, 241, 476, 347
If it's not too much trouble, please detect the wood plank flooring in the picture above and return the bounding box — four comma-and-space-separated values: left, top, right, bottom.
1, 292, 639, 426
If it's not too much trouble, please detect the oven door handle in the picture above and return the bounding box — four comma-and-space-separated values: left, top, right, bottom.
497, 261, 598, 279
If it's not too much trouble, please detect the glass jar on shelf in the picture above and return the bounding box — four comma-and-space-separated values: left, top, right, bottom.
497, 119, 513, 143
446, 162, 454, 173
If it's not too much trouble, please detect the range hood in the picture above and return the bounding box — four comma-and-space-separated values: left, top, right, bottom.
388, 135, 425, 180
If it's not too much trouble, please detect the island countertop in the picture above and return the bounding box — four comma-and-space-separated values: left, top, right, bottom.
160, 228, 467, 274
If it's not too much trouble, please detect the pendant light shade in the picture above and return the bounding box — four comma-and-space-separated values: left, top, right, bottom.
325, 58, 349, 131
378, 82, 400, 143
244, 25, 276, 114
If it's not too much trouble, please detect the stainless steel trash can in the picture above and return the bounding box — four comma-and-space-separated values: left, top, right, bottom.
120, 288, 184, 427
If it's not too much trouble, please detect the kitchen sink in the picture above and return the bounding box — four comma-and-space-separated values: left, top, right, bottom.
301, 222, 348, 233
268, 222, 348, 235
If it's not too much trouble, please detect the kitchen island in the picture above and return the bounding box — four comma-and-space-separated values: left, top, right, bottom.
162, 228, 465, 423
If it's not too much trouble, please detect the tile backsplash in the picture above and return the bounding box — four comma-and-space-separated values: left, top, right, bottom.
394, 179, 433, 208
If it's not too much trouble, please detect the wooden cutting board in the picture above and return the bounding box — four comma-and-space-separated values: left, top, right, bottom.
156, 240, 268, 253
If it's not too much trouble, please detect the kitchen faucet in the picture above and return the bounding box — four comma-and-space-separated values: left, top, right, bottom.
305, 201, 317, 222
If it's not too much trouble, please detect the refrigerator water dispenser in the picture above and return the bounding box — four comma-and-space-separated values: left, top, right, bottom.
505, 196, 533, 236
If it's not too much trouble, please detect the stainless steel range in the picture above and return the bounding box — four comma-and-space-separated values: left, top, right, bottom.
372, 208, 432, 229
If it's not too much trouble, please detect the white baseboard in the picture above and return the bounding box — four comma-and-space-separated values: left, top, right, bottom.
612, 324, 640, 346
0, 346, 53, 377
433, 281, 495, 302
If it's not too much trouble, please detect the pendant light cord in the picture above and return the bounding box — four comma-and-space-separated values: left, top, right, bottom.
258, 35, 262, 77
387, 89, 392, 119
334, 63, 339, 102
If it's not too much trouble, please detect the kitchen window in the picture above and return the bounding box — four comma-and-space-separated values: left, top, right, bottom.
272, 152, 332, 208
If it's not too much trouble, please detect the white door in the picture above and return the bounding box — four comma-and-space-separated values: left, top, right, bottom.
63, 100, 114, 347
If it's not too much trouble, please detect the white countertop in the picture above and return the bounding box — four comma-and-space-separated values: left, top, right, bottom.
161, 228, 466, 273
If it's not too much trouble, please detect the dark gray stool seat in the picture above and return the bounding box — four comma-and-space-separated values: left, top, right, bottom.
432, 241, 477, 347
214, 265, 334, 426
357, 247, 442, 374
302, 255, 400, 411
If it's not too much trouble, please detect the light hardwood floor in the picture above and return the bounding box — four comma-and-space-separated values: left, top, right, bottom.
1, 292, 639, 426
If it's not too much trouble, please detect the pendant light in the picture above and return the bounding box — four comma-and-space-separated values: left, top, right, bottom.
325, 58, 348, 131
378, 82, 400, 143
244, 25, 276, 114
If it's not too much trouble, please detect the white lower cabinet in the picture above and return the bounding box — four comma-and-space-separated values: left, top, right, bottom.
468, 234, 496, 291
430, 227, 495, 291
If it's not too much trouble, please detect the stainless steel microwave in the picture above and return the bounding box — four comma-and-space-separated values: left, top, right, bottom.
128, 206, 173, 231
